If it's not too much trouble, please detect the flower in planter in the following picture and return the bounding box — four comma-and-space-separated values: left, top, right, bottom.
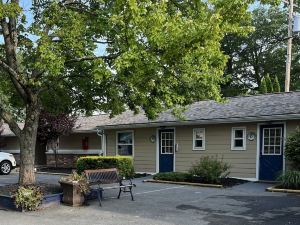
59, 171, 89, 194
59, 172, 90, 206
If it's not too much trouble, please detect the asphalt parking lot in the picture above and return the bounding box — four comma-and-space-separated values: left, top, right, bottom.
0, 174, 299, 225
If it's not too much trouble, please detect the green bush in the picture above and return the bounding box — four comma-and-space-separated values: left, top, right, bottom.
153, 172, 192, 182
285, 129, 300, 169
277, 170, 300, 190
189, 156, 231, 184
77, 156, 135, 178
14, 186, 43, 211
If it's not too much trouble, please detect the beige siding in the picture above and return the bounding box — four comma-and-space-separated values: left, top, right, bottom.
286, 120, 300, 134
59, 133, 101, 150
105, 124, 258, 176
105, 128, 157, 173
285, 120, 300, 169
175, 123, 257, 178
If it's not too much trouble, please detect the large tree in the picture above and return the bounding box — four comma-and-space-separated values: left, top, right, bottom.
222, 6, 300, 96
0, 0, 278, 185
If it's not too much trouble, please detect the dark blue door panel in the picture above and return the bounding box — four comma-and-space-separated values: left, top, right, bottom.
159, 129, 174, 173
259, 124, 284, 181
159, 155, 174, 173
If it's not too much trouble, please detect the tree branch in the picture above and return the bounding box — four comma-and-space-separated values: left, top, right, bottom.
65, 55, 117, 63
0, 59, 30, 103
0, 106, 21, 137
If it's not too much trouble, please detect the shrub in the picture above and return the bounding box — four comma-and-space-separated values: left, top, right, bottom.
277, 170, 300, 190
285, 128, 300, 169
77, 156, 134, 178
14, 186, 43, 211
189, 156, 231, 184
153, 172, 192, 182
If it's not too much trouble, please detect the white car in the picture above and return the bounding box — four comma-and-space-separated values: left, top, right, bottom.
0, 152, 16, 175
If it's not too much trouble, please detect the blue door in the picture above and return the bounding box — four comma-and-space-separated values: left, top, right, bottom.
259, 124, 284, 181
159, 129, 175, 172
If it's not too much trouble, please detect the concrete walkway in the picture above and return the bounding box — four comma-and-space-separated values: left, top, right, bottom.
0, 175, 299, 225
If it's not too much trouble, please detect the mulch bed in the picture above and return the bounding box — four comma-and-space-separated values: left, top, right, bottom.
134, 173, 151, 178
153, 177, 248, 188
219, 178, 248, 187
0, 183, 62, 196
273, 185, 300, 190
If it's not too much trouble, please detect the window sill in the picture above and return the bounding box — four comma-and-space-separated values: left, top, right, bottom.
231, 148, 246, 151
192, 148, 206, 151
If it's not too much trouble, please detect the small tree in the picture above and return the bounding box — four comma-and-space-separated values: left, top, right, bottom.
37, 112, 76, 167
260, 78, 268, 94
285, 128, 300, 170
273, 76, 281, 92
265, 74, 274, 93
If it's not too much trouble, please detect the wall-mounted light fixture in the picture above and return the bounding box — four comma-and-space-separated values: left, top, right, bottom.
149, 135, 156, 143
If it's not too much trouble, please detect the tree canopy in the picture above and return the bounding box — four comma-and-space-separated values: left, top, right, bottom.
222, 6, 300, 96
0, 0, 279, 185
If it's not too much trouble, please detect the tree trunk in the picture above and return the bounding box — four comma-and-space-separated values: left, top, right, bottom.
35, 140, 47, 166
18, 102, 40, 186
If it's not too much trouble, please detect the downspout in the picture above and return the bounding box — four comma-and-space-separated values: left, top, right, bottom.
96, 129, 106, 156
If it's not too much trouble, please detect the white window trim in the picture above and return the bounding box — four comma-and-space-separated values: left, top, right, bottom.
231, 127, 246, 151
116, 130, 134, 157
193, 128, 205, 151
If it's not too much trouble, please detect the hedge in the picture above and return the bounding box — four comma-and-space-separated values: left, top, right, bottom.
76, 156, 135, 178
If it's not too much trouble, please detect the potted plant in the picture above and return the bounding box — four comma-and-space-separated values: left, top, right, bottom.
59, 172, 89, 206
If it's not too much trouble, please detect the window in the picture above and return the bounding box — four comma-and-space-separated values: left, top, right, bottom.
116, 131, 134, 156
193, 128, 205, 150
160, 131, 175, 154
231, 127, 246, 150
262, 127, 282, 155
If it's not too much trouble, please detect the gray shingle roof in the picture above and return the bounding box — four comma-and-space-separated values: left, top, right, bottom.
1, 92, 300, 135
98, 91, 300, 128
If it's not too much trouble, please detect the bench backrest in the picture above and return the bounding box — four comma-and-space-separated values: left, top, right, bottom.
84, 168, 120, 185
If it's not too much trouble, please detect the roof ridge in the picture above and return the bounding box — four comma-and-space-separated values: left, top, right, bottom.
224, 91, 300, 100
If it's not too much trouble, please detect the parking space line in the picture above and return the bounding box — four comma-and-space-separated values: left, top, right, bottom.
134, 186, 185, 195
105, 186, 185, 199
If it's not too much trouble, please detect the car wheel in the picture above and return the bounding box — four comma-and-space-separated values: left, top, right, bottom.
0, 161, 12, 175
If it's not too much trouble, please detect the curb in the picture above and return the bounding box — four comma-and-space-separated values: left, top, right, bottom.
35, 171, 70, 176
143, 179, 223, 188
266, 186, 300, 194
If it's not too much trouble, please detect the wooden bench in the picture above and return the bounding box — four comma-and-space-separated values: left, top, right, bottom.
83, 168, 135, 206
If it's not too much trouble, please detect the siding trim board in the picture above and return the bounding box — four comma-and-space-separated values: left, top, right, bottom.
46, 149, 103, 155
0, 149, 20, 153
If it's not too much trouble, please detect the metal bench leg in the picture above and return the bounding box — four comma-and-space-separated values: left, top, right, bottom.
129, 187, 134, 201
96, 189, 102, 207
117, 188, 122, 199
